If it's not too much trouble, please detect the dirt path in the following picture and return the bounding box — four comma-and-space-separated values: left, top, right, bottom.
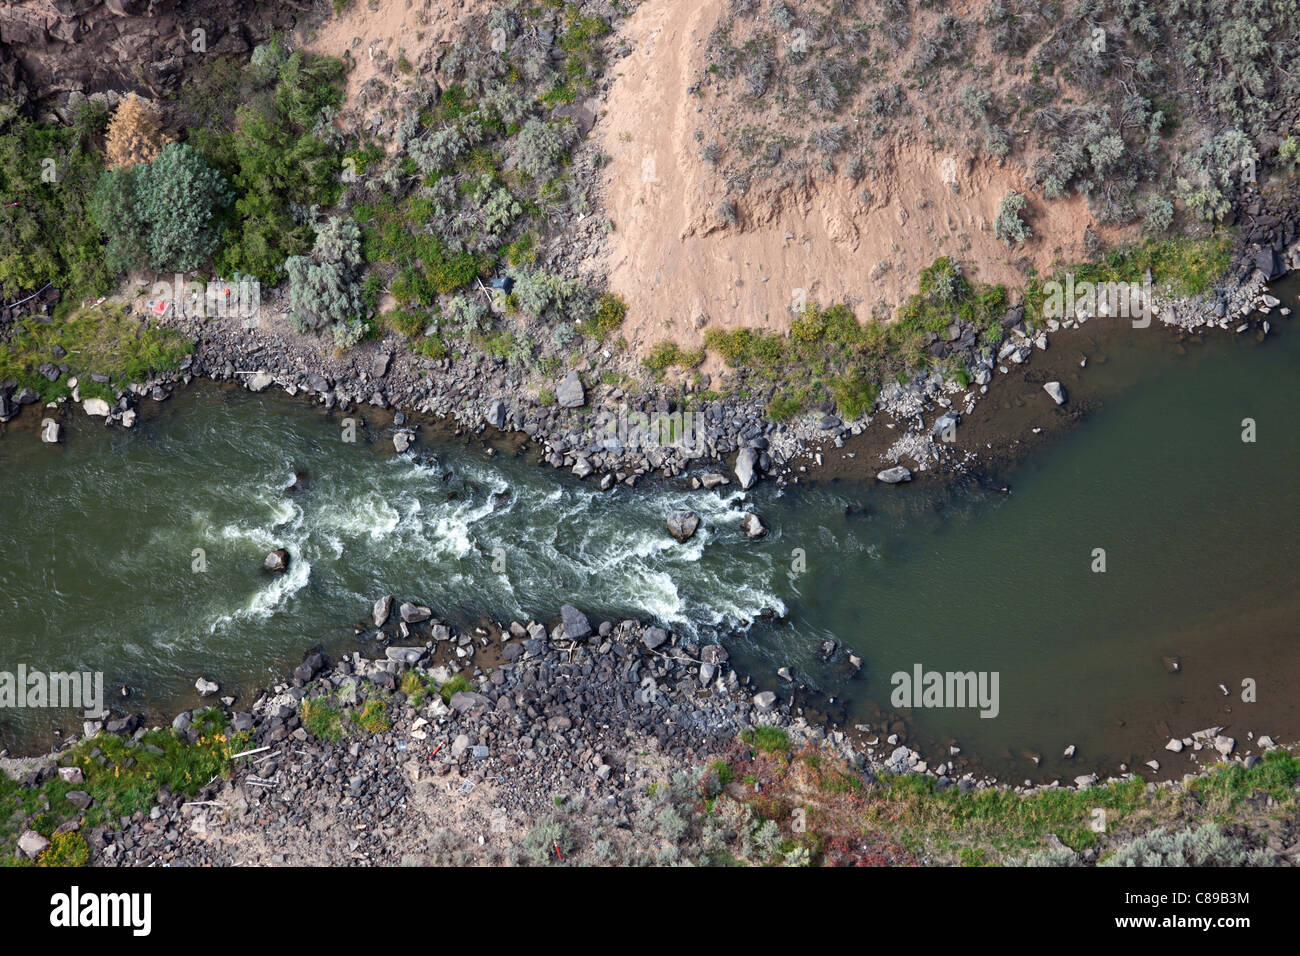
591, 0, 1119, 370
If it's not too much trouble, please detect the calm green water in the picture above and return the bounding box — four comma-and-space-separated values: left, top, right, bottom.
2, 285, 1297, 778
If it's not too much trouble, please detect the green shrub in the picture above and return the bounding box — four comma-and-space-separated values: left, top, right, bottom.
285, 216, 366, 339
511, 268, 592, 322
0, 104, 111, 299
332, 318, 366, 349
37, 831, 91, 867
589, 292, 627, 338
199, 46, 346, 282
522, 816, 572, 864
1141, 195, 1174, 236
1100, 823, 1275, 867
444, 293, 489, 332
511, 118, 574, 180
644, 341, 705, 374
1176, 128, 1256, 223
138, 143, 231, 270
89, 167, 147, 276
993, 191, 1031, 244
1280, 135, 1300, 171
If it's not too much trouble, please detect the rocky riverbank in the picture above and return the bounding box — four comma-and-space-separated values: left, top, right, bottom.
5, 238, 1296, 503
4, 595, 1296, 866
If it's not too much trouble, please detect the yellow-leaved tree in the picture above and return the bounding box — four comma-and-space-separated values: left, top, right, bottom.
105, 93, 172, 170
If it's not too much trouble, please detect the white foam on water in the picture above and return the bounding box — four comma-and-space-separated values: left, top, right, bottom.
207, 551, 312, 632
316, 494, 402, 541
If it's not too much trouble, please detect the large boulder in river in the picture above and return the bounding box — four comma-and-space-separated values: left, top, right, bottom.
740, 512, 768, 539
1043, 381, 1067, 405
40, 419, 61, 443
263, 548, 290, 573
400, 602, 432, 623
667, 508, 701, 542
373, 594, 394, 627
876, 466, 912, 484
735, 447, 760, 489
556, 371, 585, 408
194, 677, 220, 697
82, 397, 110, 417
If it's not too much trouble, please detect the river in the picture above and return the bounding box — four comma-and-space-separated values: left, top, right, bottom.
1, 280, 1297, 781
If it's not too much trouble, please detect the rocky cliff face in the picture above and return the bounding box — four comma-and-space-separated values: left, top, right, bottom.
0, 0, 298, 118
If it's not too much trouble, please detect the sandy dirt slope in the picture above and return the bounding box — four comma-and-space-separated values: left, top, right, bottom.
592, 0, 1112, 360
297, 0, 491, 104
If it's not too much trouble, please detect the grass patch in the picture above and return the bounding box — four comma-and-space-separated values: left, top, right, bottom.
0, 304, 193, 402
1024, 235, 1235, 318
1, 723, 248, 865
866, 772, 1152, 856
1188, 748, 1300, 810
355, 195, 495, 302
353, 698, 391, 734
399, 671, 435, 706
701, 287, 1000, 421
299, 698, 344, 742
644, 341, 705, 376
439, 674, 471, 704
383, 308, 428, 339
741, 726, 791, 754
